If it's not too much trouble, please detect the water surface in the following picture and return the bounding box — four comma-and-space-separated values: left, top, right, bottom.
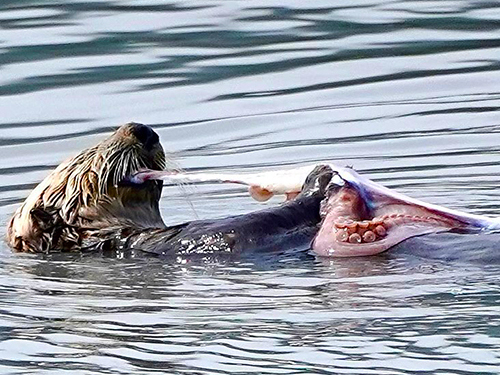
1, 0, 500, 374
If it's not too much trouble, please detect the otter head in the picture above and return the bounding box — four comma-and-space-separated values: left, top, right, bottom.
7, 122, 166, 253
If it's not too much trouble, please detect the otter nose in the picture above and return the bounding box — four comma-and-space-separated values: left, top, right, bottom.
131, 123, 159, 150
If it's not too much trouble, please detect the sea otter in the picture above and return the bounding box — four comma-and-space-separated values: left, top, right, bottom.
7, 123, 333, 255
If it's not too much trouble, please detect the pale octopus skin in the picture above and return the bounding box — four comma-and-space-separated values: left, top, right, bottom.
131, 165, 500, 257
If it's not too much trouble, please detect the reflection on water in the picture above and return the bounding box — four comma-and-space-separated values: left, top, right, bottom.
1, 0, 500, 373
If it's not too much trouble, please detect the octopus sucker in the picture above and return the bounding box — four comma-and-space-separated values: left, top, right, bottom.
249, 186, 274, 202
362, 231, 376, 243
374, 225, 387, 237
330, 214, 455, 244
332, 216, 389, 244
336, 229, 349, 242
346, 222, 358, 234
358, 221, 370, 229
348, 233, 362, 243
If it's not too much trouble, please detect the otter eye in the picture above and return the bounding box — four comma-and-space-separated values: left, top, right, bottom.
131, 123, 159, 150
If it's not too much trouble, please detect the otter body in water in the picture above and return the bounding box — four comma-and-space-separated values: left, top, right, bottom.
7, 123, 331, 255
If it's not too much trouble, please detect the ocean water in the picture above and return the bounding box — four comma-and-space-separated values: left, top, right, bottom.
0, 1, 500, 374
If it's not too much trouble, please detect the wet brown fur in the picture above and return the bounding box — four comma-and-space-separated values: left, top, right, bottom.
6, 123, 166, 253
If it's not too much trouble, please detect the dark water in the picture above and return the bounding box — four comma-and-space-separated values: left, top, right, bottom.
1, 1, 500, 374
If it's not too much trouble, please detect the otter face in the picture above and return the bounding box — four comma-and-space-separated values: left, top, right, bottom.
7, 123, 166, 253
